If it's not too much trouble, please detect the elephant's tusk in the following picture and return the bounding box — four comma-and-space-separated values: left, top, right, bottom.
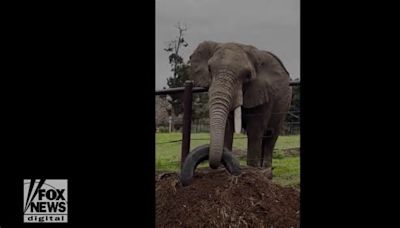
234, 106, 242, 134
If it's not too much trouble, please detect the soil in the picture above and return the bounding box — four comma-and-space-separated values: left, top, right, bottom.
156, 167, 299, 228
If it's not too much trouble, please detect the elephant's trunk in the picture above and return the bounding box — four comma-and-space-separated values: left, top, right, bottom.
208, 72, 236, 169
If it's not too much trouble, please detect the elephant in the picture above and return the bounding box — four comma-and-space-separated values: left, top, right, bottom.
188, 41, 292, 178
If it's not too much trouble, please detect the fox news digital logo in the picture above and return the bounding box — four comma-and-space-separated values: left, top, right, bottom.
23, 179, 68, 223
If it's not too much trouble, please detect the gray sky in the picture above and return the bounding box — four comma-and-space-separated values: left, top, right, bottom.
156, 0, 300, 90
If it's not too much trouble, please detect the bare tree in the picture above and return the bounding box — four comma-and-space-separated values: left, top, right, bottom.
164, 22, 190, 118
164, 22, 188, 81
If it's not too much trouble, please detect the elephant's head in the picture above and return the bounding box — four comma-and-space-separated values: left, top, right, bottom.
189, 41, 287, 169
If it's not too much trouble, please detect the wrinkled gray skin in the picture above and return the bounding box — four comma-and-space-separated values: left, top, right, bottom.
189, 41, 292, 178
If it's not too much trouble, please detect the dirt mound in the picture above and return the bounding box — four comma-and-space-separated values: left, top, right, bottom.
156, 167, 299, 227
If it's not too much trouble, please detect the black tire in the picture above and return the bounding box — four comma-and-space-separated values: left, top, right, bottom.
180, 144, 241, 186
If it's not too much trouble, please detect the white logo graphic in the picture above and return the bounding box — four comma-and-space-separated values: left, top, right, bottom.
23, 179, 68, 223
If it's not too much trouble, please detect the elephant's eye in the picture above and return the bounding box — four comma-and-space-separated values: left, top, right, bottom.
208, 65, 211, 73
244, 72, 251, 81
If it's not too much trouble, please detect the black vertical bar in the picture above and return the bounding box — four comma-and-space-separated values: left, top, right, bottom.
181, 81, 193, 169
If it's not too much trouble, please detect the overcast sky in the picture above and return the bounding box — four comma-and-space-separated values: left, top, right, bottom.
156, 0, 300, 90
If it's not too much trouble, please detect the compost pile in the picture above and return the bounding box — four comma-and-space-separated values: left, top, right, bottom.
156, 167, 299, 227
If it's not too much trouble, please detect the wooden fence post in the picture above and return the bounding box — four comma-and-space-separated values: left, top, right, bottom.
181, 80, 193, 169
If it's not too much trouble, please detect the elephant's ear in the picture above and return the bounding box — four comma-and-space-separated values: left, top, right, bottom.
240, 45, 270, 108
188, 41, 219, 87
243, 78, 270, 108
242, 46, 289, 108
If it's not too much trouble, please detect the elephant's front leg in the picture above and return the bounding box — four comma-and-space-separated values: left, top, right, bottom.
261, 129, 278, 169
246, 119, 264, 167
224, 112, 234, 151
261, 131, 278, 179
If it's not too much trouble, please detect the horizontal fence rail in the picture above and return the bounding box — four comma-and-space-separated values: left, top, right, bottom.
155, 87, 208, 95
155, 81, 300, 95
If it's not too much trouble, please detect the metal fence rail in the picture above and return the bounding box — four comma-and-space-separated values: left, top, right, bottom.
155, 81, 300, 95
155, 86, 207, 95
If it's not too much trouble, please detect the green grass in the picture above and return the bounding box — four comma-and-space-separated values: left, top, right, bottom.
156, 133, 300, 188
